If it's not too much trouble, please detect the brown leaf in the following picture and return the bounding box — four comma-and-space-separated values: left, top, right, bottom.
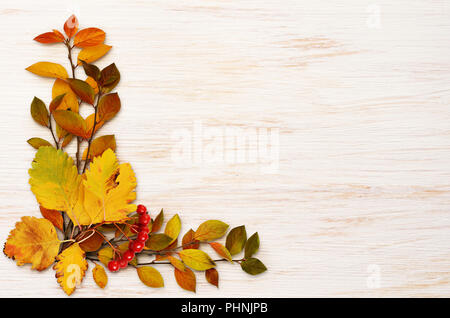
67, 79, 95, 104
53, 110, 87, 138
30, 97, 49, 127
34, 30, 65, 44
49, 93, 66, 113
98, 93, 121, 122
182, 229, 200, 249
64, 15, 78, 38
78, 231, 104, 252
225, 225, 247, 256
27, 138, 53, 149
74, 28, 105, 48
99, 63, 120, 93
151, 209, 164, 233
205, 268, 219, 288
82, 135, 116, 161
39, 206, 63, 231
174, 267, 196, 292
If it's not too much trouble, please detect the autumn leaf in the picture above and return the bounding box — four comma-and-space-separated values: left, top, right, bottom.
209, 242, 232, 263
179, 249, 216, 271
98, 93, 121, 122
194, 220, 229, 241
205, 268, 219, 288
137, 266, 164, 288
26, 62, 68, 79
151, 209, 164, 233
85, 113, 104, 137
81, 149, 136, 224
30, 97, 49, 127
245, 232, 260, 259
29, 146, 81, 216
34, 30, 65, 44
168, 255, 186, 272
82, 135, 116, 160
52, 79, 79, 112
93, 263, 108, 288
81, 61, 101, 80
53, 110, 87, 138
74, 28, 105, 48
67, 79, 95, 104
4, 216, 60, 271
145, 233, 173, 251
40, 206, 63, 231
27, 137, 53, 149
49, 93, 66, 113
165, 214, 181, 244
77, 44, 112, 65
85, 76, 99, 94
78, 231, 103, 252
226, 225, 247, 256
62, 134, 74, 148
54, 243, 88, 295
182, 229, 200, 249
174, 267, 196, 292
99, 63, 120, 93
240, 258, 267, 275
64, 15, 78, 38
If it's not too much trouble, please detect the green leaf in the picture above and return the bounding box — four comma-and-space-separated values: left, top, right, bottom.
225, 225, 247, 255
27, 138, 53, 149
179, 249, 216, 271
137, 266, 164, 288
194, 220, 229, 241
30, 97, 49, 126
240, 258, 267, 275
145, 233, 173, 251
67, 78, 95, 104
100, 63, 120, 93
244, 232, 260, 258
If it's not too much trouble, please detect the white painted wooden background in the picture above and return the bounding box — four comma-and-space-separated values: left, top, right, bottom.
0, 0, 449, 297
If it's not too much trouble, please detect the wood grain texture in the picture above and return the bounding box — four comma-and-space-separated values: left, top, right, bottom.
0, 0, 450, 297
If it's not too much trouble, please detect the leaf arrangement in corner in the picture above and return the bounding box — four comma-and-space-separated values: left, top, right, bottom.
3, 15, 267, 296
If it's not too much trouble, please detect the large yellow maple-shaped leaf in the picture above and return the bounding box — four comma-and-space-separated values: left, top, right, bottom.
4, 216, 61, 271
29, 147, 81, 218
53, 243, 88, 295
82, 149, 137, 224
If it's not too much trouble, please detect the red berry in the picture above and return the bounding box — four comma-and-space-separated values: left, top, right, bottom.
132, 241, 144, 252
118, 257, 128, 269
137, 204, 147, 214
139, 225, 150, 233
123, 249, 135, 262
108, 260, 119, 272
137, 231, 148, 243
130, 224, 139, 234
128, 241, 134, 250
139, 214, 151, 225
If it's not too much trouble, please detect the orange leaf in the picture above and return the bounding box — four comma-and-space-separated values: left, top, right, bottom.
78, 231, 104, 252
77, 44, 112, 65
205, 268, 219, 288
49, 93, 66, 113
85, 76, 99, 94
85, 113, 104, 137
4, 216, 61, 271
98, 93, 121, 122
53, 243, 87, 295
74, 28, 105, 48
168, 256, 186, 271
174, 267, 196, 292
64, 15, 78, 39
209, 242, 233, 263
151, 209, 164, 233
67, 79, 95, 104
34, 30, 65, 44
40, 206, 63, 231
82, 135, 116, 161
26, 62, 68, 79
53, 110, 87, 138
182, 229, 200, 249
92, 263, 108, 288
52, 79, 79, 113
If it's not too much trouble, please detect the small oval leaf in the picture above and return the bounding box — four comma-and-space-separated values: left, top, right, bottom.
27, 138, 53, 149
240, 258, 267, 275
226, 225, 247, 256
174, 267, 196, 292
179, 249, 216, 271
92, 263, 108, 289
165, 214, 181, 244
30, 97, 49, 126
205, 268, 219, 288
194, 220, 229, 241
137, 266, 164, 288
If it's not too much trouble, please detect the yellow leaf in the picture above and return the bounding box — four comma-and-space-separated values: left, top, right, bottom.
137, 266, 164, 288
77, 44, 112, 65
168, 256, 186, 271
53, 243, 88, 296
97, 246, 114, 266
179, 249, 216, 271
82, 135, 116, 161
29, 147, 82, 219
4, 216, 60, 271
165, 214, 181, 244
81, 149, 136, 224
27, 137, 53, 149
85, 76, 99, 94
209, 242, 232, 263
92, 263, 108, 289
194, 220, 229, 241
174, 267, 196, 292
26, 62, 68, 79
52, 79, 79, 113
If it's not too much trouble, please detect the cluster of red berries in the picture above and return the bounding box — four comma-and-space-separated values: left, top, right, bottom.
107, 204, 150, 272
